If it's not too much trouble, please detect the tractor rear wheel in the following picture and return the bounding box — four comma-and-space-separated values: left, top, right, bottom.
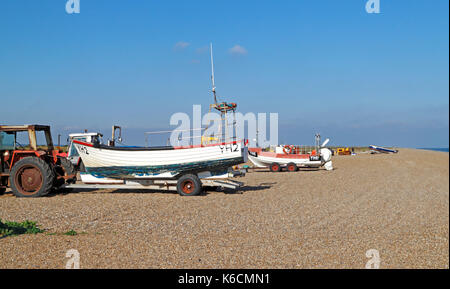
9, 157, 55, 198
177, 174, 202, 196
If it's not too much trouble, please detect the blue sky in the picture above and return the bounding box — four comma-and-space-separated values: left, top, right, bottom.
0, 0, 448, 147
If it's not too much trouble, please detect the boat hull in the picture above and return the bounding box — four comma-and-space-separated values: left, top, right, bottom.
73, 140, 247, 179
248, 148, 327, 168
248, 154, 322, 168
369, 145, 398, 153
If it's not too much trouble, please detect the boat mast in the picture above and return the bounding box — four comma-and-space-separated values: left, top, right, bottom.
210, 43, 217, 105
208, 43, 237, 144
210, 43, 225, 142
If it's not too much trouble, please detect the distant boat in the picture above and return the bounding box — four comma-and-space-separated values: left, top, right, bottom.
369, 145, 398, 154
247, 135, 333, 172
73, 139, 247, 179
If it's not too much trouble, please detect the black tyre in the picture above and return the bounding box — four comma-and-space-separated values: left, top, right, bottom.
53, 157, 77, 191
269, 162, 281, 172
177, 174, 202, 196
287, 162, 298, 172
9, 157, 55, 198
0, 176, 6, 194
60, 158, 77, 184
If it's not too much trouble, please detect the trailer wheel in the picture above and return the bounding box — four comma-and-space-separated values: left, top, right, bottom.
269, 162, 281, 172
9, 157, 55, 198
177, 174, 202, 196
287, 162, 298, 172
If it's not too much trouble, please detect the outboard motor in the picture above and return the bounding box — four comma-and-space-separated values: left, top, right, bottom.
320, 148, 333, 171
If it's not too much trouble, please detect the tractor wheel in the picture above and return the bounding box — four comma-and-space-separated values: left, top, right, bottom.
269, 162, 281, 172
53, 157, 77, 191
177, 174, 202, 196
287, 162, 298, 172
60, 158, 77, 184
9, 157, 55, 198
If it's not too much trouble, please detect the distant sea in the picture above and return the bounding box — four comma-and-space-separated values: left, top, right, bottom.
419, 148, 449, 152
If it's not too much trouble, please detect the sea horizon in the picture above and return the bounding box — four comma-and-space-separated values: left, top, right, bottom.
418, 147, 449, 152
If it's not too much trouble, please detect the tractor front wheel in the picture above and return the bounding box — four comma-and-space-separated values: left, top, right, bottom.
9, 157, 55, 198
52, 157, 77, 193
60, 158, 77, 184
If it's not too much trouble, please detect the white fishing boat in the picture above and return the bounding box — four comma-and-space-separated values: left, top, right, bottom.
73, 139, 247, 179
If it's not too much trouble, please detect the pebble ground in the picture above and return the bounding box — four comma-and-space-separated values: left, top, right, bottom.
0, 149, 448, 268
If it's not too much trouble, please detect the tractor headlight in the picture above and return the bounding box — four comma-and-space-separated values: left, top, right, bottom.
3, 151, 10, 161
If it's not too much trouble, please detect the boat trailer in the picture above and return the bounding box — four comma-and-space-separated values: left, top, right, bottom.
63, 173, 245, 195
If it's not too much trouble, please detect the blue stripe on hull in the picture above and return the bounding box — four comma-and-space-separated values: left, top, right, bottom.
85, 157, 244, 179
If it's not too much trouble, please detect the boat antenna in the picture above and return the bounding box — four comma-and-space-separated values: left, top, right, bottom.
210, 42, 217, 105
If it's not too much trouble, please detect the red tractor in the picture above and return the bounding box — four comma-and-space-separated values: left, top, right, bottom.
0, 125, 76, 197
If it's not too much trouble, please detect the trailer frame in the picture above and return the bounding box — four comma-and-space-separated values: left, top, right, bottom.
63, 178, 244, 192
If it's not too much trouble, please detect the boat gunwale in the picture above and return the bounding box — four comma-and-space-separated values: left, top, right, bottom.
72, 139, 248, 151
248, 147, 313, 159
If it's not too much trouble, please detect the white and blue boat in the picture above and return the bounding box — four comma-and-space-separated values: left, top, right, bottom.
369, 145, 398, 154
73, 139, 248, 180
